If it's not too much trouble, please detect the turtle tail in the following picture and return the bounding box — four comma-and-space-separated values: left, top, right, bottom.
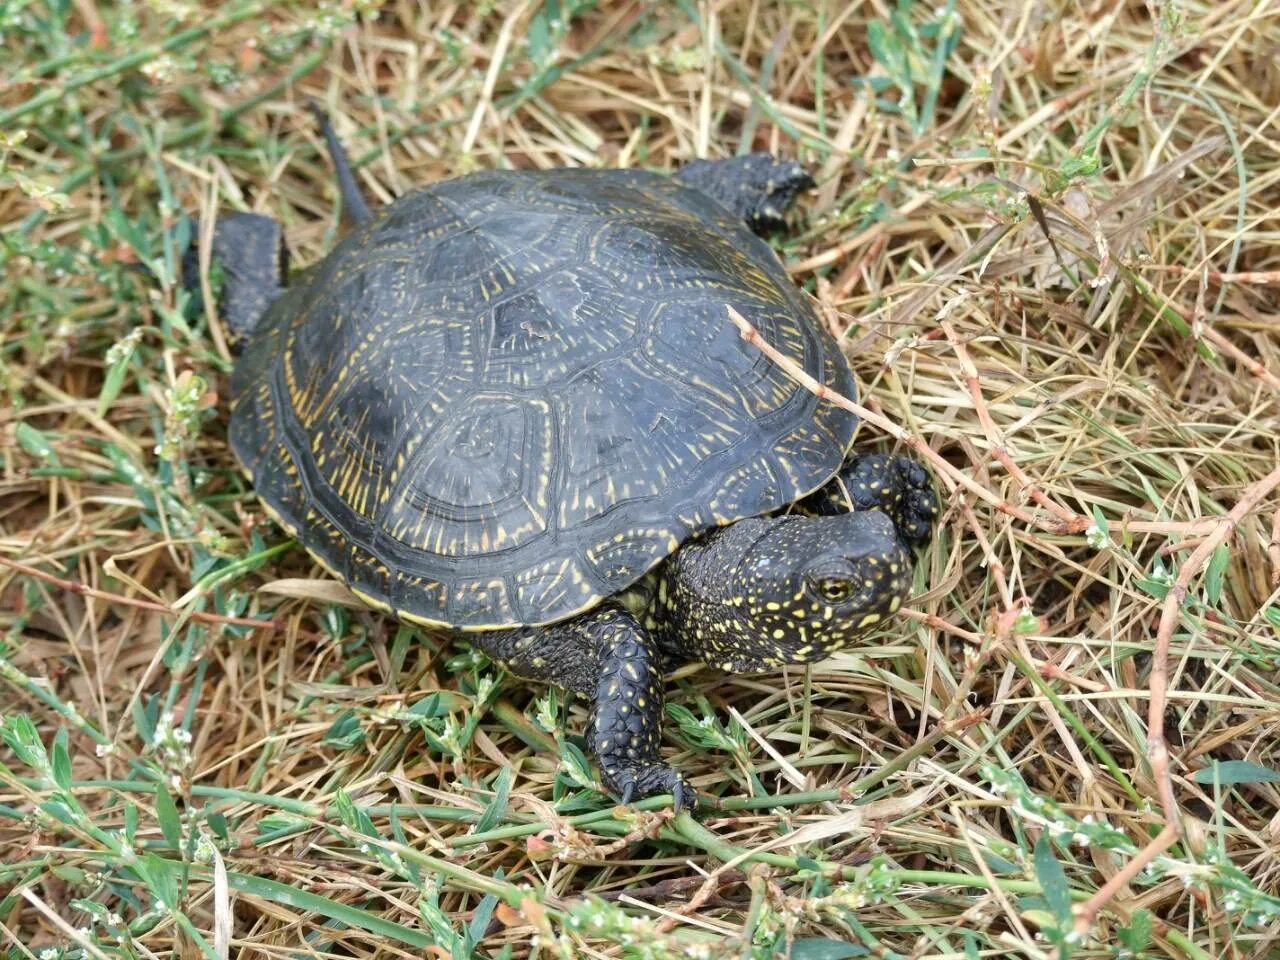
306, 100, 373, 228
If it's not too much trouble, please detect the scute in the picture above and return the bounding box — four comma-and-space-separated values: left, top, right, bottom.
229, 167, 859, 630
482, 271, 645, 389
382, 392, 553, 557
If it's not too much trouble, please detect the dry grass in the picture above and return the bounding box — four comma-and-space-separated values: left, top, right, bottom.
3, 1, 1280, 957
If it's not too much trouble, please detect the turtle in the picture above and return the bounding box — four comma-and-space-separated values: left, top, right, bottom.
190, 106, 938, 811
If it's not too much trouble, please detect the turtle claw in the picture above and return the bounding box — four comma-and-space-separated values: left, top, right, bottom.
671, 778, 697, 813
609, 764, 695, 812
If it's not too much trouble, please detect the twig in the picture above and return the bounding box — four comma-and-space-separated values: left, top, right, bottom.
657, 868, 747, 932
600, 870, 746, 905
1141, 287, 1280, 396
1157, 537, 1210, 558
832, 233, 889, 300
939, 317, 1089, 534
1119, 518, 1226, 537
1035, 659, 1108, 693
19, 889, 112, 960
1196, 323, 1280, 396
1158, 264, 1280, 285
0, 555, 276, 631
727, 305, 1060, 533
960, 497, 1014, 612
1271, 511, 1280, 587
899, 608, 983, 645
1072, 824, 1179, 940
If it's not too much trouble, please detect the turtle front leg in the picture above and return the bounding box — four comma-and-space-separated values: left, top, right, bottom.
673, 154, 815, 234
801, 453, 939, 547
182, 212, 287, 340
475, 603, 695, 810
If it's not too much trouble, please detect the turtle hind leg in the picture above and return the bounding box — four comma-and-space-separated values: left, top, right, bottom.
182, 212, 287, 341
673, 153, 815, 234
801, 453, 940, 547
475, 603, 695, 811
306, 101, 373, 227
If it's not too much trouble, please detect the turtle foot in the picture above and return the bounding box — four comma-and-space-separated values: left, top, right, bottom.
804, 453, 939, 547
608, 763, 697, 812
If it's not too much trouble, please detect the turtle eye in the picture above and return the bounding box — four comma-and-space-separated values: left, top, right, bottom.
811, 577, 855, 603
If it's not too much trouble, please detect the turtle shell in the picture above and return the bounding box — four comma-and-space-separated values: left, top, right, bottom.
228, 167, 858, 630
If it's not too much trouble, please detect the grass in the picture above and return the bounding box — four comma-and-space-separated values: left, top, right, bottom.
3, 0, 1280, 957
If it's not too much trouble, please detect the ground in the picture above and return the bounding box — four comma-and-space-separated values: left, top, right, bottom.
2, 2, 1280, 958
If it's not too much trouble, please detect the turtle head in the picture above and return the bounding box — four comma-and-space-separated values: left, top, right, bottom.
673, 153, 815, 235
720, 511, 914, 667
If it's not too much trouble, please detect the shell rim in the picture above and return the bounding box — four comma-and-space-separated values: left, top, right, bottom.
236, 425, 859, 634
